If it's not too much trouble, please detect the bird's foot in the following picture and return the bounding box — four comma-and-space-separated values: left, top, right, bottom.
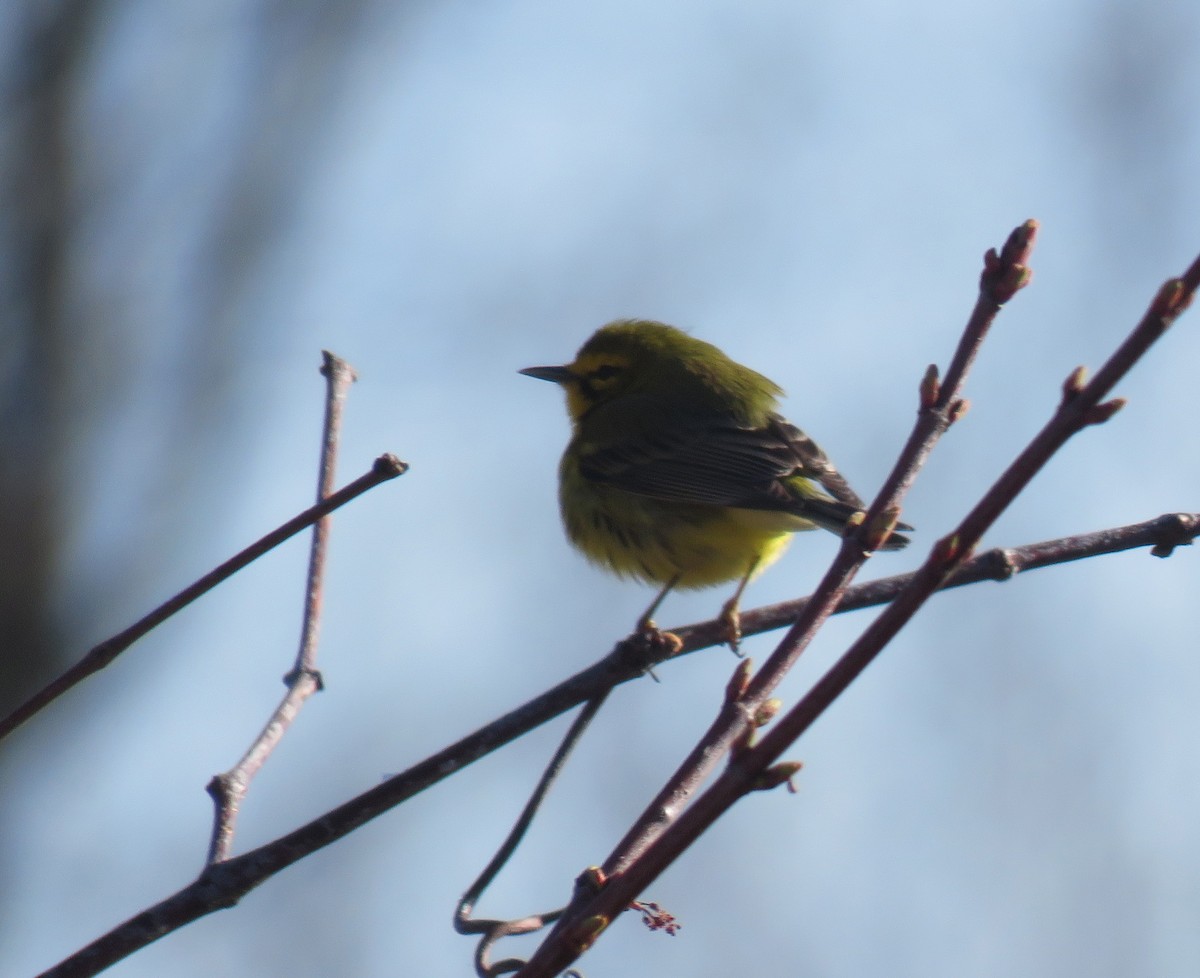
718, 602, 744, 656
615, 619, 682, 682
635, 618, 683, 657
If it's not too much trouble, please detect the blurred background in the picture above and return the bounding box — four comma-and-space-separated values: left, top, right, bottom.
3, 2, 1198, 976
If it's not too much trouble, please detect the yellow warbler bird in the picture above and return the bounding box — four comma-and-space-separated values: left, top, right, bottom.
521, 319, 909, 650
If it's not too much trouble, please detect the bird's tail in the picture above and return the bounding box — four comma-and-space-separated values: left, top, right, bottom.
794, 495, 912, 551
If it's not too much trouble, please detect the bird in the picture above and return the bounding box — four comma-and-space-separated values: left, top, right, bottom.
520, 318, 909, 652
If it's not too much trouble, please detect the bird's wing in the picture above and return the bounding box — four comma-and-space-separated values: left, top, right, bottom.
767, 415, 867, 509
577, 405, 864, 513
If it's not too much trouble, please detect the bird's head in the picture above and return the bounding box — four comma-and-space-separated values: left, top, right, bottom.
520, 319, 779, 424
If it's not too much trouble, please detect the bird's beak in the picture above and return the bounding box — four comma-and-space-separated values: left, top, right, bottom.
519, 364, 575, 384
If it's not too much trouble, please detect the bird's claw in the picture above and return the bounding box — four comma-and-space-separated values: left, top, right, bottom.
635, 619, 683, 656
718, 605, 743, 656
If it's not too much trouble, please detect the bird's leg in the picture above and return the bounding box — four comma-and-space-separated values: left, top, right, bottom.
718, 558, 761, 655
634, 574, 683, 654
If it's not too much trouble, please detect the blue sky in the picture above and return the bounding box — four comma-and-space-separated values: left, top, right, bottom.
4, 2, 1199, 976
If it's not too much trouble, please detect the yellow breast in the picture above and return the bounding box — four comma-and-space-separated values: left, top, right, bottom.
558, 453, 809, 589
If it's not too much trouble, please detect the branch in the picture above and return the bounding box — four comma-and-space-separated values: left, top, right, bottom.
677, 511, 1200, 649
33, 511, 1197, 978
205, 352, 357, 865
0, 451, 406, 744
585, 222, 1039, 900
33, 230, 1200, 978
456, 693, 612, 978
512, 242, 1198, 977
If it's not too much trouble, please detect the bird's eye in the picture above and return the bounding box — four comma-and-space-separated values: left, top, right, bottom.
590, 363, 623, 382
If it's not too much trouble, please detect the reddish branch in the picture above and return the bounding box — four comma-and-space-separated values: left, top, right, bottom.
512, 229, 1198, 978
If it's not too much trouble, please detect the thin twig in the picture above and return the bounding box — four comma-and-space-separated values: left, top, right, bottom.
864, 220, 1039, 534
457, 692, 612, 977
0, 451, 407, 744
205, 352, 358, 865
677, 511, 1200, 649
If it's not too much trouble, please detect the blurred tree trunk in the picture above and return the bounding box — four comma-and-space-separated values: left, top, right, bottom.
0, 0, 379, 716
0, 0, 98, 715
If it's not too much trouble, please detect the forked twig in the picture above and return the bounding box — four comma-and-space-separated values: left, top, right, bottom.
205, 352, 358, 865
0, 449, 405, 744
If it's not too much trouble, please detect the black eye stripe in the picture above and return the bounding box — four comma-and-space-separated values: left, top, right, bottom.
590, 363, 623, 381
